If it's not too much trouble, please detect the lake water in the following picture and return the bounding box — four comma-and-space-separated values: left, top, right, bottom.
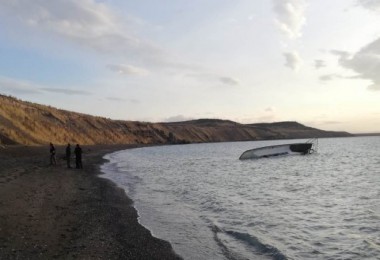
101, 137, 380, 260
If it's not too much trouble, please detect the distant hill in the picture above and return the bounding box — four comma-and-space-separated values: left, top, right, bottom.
0, 95, 352, 145
353, 133, 380, 137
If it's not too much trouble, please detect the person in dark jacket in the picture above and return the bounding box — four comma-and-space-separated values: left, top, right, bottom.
74, 144, 83, 169
66, 143, 71, 168
50, 143, 57, 165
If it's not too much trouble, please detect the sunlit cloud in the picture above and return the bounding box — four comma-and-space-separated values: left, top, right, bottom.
273, 0, 307, 39
283, 51, 303, 71
107, 64, 149, 76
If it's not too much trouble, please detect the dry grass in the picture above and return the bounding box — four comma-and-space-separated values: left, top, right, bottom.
0, 95, 351, 145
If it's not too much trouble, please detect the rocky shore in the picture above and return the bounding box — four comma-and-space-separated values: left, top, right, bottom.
0, 145, 182, 259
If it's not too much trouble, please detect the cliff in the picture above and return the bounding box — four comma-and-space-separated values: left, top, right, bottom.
0, 95, 352, 145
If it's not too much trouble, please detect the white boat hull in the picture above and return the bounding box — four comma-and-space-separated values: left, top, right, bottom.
239, 143, 313, 160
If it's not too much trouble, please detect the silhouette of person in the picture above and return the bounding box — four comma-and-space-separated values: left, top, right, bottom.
50, 143, 57, 165
74, 144, 83, 169
66, 143, 71, 168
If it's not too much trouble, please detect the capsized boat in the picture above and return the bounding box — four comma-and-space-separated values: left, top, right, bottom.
239, 140, 316, 160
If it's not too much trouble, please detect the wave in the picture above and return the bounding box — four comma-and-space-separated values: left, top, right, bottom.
211, 225, 247, 260
227, 230, 288, 260
211, 224, 288, 260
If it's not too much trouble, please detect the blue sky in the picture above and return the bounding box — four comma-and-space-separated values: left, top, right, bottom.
0, 0, 379, 133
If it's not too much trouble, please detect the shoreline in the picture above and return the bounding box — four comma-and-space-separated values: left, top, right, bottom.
0, 144, 182, 259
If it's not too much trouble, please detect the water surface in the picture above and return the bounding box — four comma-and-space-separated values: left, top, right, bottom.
102, 137, 380, 259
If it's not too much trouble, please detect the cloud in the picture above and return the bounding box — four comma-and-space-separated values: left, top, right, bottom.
0, 0, 161, 61
240, 107, 278, 124
358, 0, 380, 12
244, 114, 277, 123
367, 84, 380, 91
265, 107, 276, 112
314, 59, 326, 69
219, 77, 239, 86
273, 1, 306, 70
0, 76, 41, 95
163, 115, 194, 122
40, 88, 91, 95
107, 64, 149, 76
0, 76, 93, 96
321, 120, 344, 125
187, 73, 240, 87
330, 50, 351, 59
319, 74, 343, 81
0, 0, 224, 78
331, 37, 380, 91
304, 120, 344, 130
283, 51, 303, 71
106, 97, 139, 103
273, 0, 307, 39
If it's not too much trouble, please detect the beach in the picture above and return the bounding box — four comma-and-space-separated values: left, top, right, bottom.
0, 145, 181, 259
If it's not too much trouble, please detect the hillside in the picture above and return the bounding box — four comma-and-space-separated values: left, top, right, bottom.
0, 95, 352, 145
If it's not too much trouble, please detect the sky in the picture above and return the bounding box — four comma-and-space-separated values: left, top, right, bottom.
0, 0, 379, 133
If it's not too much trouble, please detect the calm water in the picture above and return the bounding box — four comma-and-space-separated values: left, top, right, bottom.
101, 137, 380, 260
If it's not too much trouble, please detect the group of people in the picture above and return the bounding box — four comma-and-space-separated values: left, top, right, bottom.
49, 143, 83, 169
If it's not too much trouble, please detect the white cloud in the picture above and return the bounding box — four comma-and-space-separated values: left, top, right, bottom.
273, 0, 307, 39
358, 0, 380, 12
314, 59, 326, 69
0, 76, 92, 96
40, 88, 91, 95
331, 37, 380, 91
219, 77, 239, 86
0, 76, 41, 95
319, 74, 343, 82
106, 97, 139, 103
273, 1, 306, 71
240, 107, 278, 124
186, 73, 240, 87
0, 0, 229, 79
106, 64, 149, 76
367, 84, 380, 91
283, 51, 303, 71
0, 0, 161, 61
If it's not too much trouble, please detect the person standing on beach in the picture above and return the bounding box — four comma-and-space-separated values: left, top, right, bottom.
50, 143, 57, 165
74, 144, 83, 169
66, 143, 71, 168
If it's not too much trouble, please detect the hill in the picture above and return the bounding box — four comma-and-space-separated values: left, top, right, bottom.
0, 95, 352, 145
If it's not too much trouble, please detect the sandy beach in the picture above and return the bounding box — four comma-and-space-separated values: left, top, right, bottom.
0, 144, 182, 259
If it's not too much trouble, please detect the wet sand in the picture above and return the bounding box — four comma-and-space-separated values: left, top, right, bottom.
0, 145, 182, 259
